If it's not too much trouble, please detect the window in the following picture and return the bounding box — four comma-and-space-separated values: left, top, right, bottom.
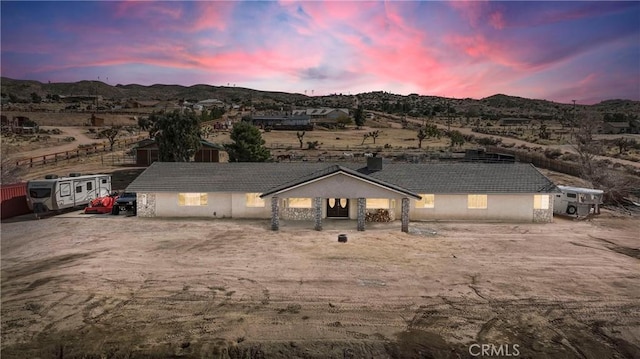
468, 194, 487, 209
29, 188, 52, 199
366, 198, 390, 209
76, 186, 82, 193
534, 195, 549, 209
86, 182, 93, 191
101, 179, 107, 184
416, 194, 435, 208
60, 183, 71, 197
566, 193, 577, 199
246, 193, 265, 207
287, 198, 312, 208
178, 193, 208, 206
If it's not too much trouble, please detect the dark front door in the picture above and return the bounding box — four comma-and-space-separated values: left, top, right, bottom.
327, 198, 349, 218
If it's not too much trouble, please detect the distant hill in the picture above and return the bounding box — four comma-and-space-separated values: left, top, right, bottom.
2, 77, 639, 116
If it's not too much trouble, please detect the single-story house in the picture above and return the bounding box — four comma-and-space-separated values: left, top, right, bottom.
251, 115, 313, 131
126, 158, 559, 231
134, 139, 228, 166
292, 108, 349, 120
602, 122, 630, 134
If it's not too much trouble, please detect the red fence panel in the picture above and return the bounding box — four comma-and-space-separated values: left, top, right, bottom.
1, 183, 31, 219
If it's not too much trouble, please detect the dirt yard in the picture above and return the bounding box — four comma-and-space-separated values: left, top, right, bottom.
1, 211, 638, 358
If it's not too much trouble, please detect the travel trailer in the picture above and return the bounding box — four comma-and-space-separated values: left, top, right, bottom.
26, 174, 112, 214
553, 185, 603, 217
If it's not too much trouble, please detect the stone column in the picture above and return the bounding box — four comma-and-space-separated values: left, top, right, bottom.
313, 197, 323, 231
357, 198, 366, 231
401, 197, 410, 232
271, 197, 280, 231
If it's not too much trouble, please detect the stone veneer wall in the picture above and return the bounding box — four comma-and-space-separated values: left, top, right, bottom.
136, 193, 156, 217
533, 208, 553, 223
281, 207, 315, 221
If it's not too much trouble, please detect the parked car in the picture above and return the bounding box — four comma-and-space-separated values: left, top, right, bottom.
112, 192, 136, 215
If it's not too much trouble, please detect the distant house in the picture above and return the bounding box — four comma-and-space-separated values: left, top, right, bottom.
196, 99, 225, 108
292, 108, 349, 120
125, 100, 161, 109
602, 122, 630, 134
251, 115, 313, 131
126, 159, 559, 231
134, 139, 228, 166
89, 114, 105, 127
1, 116, 39, 134
499, 118, 532, 126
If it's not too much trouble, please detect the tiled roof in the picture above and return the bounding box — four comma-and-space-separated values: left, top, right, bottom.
126, 162, 559, 194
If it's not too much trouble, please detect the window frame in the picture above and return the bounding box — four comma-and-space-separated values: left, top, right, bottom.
178, 193, 208, 206
245, 193, 265, 208
287, 197, 313, 209
467, 194, 488, 209
534, 194, 550, 210
415, 194, 435, 208
366, 198, 391, 209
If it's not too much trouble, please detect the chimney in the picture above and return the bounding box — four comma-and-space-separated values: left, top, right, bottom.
367, 155, 383, 171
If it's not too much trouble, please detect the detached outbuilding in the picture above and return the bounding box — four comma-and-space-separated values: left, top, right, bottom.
134, 139, 228, 166
126, 159, 559, 231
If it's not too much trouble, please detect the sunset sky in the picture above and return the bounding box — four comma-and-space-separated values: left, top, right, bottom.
1, 1, 638, 104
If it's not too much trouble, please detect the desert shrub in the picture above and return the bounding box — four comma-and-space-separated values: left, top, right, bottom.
476, 137, 502, 146
544, 148, 563, 159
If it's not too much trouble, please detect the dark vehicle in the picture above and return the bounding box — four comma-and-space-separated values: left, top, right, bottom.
112, 192, 136, 215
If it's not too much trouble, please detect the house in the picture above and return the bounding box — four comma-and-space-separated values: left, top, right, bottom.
134, 139, 228, 166
126, 158, 559, 232
250, 115, 313, 131
292, 108, 349, 120
498, 118, 532, 127
602, 122, 630, 134
2, 116, 39, 134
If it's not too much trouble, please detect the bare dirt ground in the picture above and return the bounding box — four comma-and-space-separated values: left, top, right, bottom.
1, 212, 638, 358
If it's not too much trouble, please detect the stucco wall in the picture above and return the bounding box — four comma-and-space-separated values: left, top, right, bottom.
410, 194, 553, 222
230, 193, 271, 218
154, 192, 232, 218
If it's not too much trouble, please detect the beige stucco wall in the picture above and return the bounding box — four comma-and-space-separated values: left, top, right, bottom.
154, 192, 232, 218
409, 194, 553, 222
230, 193, 271, 218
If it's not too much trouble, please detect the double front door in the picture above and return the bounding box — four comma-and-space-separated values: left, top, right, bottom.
327, 198, 349, 218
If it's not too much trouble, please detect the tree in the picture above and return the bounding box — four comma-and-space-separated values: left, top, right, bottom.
614, 137, 635, 155
354, 105, 365, 128
417, 124, 440, 148
30, 92, 42, 103
572, 111, 603, 181
446, 130, 465, 148
368, 130, 381, 144
225, 121, 270, 162
149, 110, 202, 162
296, 131, 305, 149
138, 116, 152, 133
335, 114, 352, 128
361, 133, 370, 145
538, 124, 550, 139
99, 126, 121, 151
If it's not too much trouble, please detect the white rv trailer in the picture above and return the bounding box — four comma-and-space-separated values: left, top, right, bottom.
553, 185, 604, 217
26, 174, 112, 214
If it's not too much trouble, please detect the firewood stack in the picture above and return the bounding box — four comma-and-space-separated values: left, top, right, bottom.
365, 209, 391, 222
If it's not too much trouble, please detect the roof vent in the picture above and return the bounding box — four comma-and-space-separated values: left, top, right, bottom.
69, 172, 82, 177
44, 174, 58, 179
367, 156, 383, 171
